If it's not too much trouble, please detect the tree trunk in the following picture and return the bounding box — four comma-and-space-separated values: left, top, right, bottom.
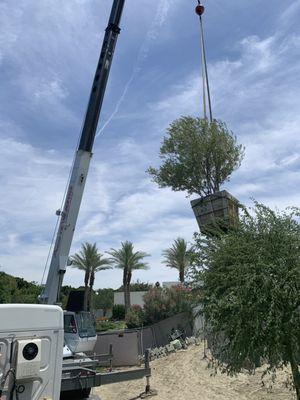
84, 285, 89, 311
124, 284, 131, 315
84, 271, 89, 311
88, 271, 95, 312
127, 270, 132, 311
179, 268, 185, 283
123, 269, 129, 315
287, 341, 300, 399
123, 267, 132, 316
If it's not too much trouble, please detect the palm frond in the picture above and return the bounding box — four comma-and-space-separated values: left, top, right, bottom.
162, 237, 191, 272
107, 241, 150, 271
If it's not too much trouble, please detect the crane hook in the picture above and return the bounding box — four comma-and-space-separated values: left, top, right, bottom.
195, 1, 205, 16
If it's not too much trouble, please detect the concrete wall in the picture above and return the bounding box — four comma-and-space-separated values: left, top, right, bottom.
113, 291, 147, 307
95, 330, 140, 367
162, 281, 180, 289
95, 312, 193, 366
94, 309, 112, 319
150, 312, 192, 349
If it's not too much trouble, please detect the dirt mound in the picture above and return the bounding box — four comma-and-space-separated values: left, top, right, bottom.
94, 344, 294, 400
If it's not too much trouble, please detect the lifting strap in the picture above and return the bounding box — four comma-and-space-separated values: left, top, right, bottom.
195, 1, 213, 123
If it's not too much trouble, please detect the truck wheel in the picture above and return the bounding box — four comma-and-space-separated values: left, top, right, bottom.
60, 388, 91, 399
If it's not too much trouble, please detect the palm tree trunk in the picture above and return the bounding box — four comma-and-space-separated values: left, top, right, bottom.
123, 268, 132, 315
124, 284, 130, 315
88, 271, 95, 312
179, 267, 185, 283
123, 269, 129, 315
127, 270, 132, 311
84, 271, 89, 311
84, 285, 89, 311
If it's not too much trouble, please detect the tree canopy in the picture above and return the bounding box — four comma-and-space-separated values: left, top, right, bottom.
94, 288, 114, 316
0, 271, 72, 307
108, 241, 149, 314
190, 203, 300, 398
0, 272, 40, 304
162, 238, 192, 283
71, 242, 112, 311
116, 280, 153, 292
148, 117, 244, 197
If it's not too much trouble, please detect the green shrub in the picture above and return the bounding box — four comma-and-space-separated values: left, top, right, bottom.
143, 286, 192, 325
96, 320, 126, 332
116, 280, 153, 292
96, 321, 117, 332
112, 304, 125, 320
125, 305, 144, 329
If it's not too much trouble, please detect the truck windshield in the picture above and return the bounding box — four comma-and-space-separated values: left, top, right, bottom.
75, 312, 96, 338
64, 314, 77, 334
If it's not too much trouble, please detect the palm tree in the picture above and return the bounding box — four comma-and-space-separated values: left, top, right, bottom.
71, 243, 112, 311
108, 241, 149, 315
162, 238, 192, 283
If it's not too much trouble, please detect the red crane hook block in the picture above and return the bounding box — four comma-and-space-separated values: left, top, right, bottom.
195, 4, 205, 16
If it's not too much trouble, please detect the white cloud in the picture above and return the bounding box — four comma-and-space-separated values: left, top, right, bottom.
280, 0, 300, 27
0, 133, 195, 288
1, 0, 300, 291
149, 22, 300, 210
34, 79, 68, 101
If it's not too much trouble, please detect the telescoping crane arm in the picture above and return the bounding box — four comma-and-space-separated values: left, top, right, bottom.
40, 0, 126, 305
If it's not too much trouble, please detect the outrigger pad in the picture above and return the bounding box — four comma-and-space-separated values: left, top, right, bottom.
140, 389, 158, 399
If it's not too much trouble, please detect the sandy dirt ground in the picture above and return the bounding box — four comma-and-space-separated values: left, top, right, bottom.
94, 344, 295, 400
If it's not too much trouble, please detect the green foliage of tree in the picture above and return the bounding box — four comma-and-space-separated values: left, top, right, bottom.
0, 271, 80, 307
112, 304, 125, 320
162, 238, 192, 283
60, 285, 74, 309
108, 241, 149, 315
143, 286, 192, 325
71, 243, 112, 311
0, 272, 40, 304
0, 272, 17, 303
96, 320, 126, 332
94, 288, 114, 316
148, 117, 244, 197
191, 203, 300, 399
116, 280, 153, 292
125, 305, 144, 329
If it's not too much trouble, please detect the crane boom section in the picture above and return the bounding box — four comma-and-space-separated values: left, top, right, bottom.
40, 0, 125, 305
79, 0, 125, 152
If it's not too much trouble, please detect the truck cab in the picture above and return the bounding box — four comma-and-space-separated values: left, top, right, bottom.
64, 311, 97, 354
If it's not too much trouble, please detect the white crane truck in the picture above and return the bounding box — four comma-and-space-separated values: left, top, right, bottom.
0, 1, 153, 399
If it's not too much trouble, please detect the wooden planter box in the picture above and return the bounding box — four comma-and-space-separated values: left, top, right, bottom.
190, 190, 239, 235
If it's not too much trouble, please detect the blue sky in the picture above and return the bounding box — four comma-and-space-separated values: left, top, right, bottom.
0, 0, 300, 289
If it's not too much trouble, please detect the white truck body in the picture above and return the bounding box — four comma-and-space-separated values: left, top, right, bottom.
0, 304, 63, 400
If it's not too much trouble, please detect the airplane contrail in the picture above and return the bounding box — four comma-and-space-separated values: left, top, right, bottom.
95, 0, 172, 138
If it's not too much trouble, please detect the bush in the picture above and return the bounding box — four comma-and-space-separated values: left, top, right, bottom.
96, 321, 118, 332
125, 305, 145, 329
96, 320, 126, 332
143, 286, 192, 325
112, 304, 125, 320
116, 280, 153, 292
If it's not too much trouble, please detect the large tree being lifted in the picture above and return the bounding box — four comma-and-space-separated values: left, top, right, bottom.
147, 116, 244, 198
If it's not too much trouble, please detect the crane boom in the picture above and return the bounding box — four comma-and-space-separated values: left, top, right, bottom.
40, 0, 125, 305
